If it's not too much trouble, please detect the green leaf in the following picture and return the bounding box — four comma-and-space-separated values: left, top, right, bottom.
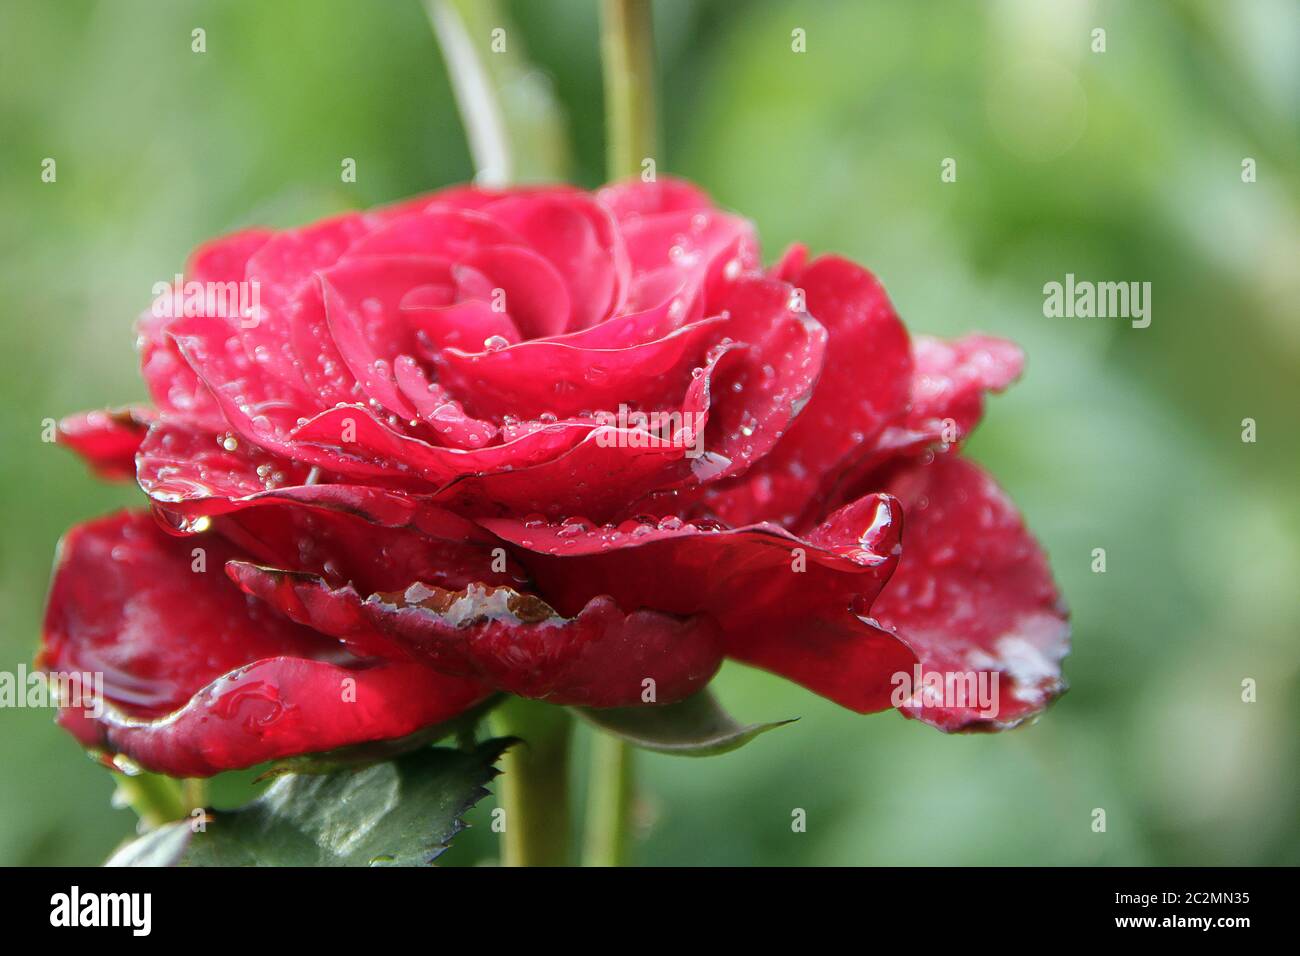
105, 740, 512, 867
575, 691, 796, 757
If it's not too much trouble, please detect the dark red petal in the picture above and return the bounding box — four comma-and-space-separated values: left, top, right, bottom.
170, 318, 402, 479
817, 334, 1026, 518
216, 502, 511, 596
57, 407, 154, 479
700, 275, 828, 477
436, 315, 727, 420
229, 567, 723, 708
289, 404, 589, 484
872, 455, 1069, 731
39, 511, 487, 775
224, 561, 410, 662
57, 655, 486, 778
871, 334, 1024, 461
135, 421, 507, 589
476, 494, 914, 712
690, 255, 912, 529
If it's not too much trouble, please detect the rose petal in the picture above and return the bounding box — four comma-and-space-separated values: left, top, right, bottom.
216, 503, 512, 596
819, 334, 1026, 517
170, 317, 420, 480
290, 403, 590, 484
872, 454, 1069, 731
343, 207, 521, 259
228, 567, 723, 708
617, 208, 759, 315
136, 423, 526, 609
436, 315, 727, 420
39, 511, 487, 776
393, 355, 498, 448
457, 245, 572, 340
57, 407, 154, 479
872, 334, 1024, 460
691, 255, 911, 529
596, 176, 715, 221
403, 298, 522, 355
236, 213, 382, 400
476, 493, 913, 712
485, 192, 628, 331
137, 228, 274, 431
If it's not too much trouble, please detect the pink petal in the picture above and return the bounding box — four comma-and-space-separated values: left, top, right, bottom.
343, 207, 521, 259
595, 176, 715, 221
485, 192, 628, 331
457, 245, 572, 340
393, 356, 499, 448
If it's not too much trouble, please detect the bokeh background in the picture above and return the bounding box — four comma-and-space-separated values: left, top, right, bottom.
2, 0, 1296, 866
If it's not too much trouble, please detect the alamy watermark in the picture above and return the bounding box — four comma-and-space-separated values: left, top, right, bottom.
1, 664, 103, 718
50, 886, 150, 936
1043, 273, 1151, 328
592, 404, 705, 458
890, 665, 1000, 718
152, 274, 262, 328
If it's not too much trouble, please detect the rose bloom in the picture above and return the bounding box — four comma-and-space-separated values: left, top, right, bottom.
42, 179, 1068, 776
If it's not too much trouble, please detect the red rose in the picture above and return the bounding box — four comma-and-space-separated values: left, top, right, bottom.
42, 178, 1068, 776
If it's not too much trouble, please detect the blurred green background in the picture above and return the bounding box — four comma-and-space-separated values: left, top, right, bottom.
1, 0, 1296, 866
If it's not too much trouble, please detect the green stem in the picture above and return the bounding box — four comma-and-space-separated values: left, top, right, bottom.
425, 0, 511, 185
600, 0, 658, 179
181, 778, 208, 814
581, 0, 656, 868
489, 697, 573, 866
582, 729, 635, 866
112, 772, 187, 829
